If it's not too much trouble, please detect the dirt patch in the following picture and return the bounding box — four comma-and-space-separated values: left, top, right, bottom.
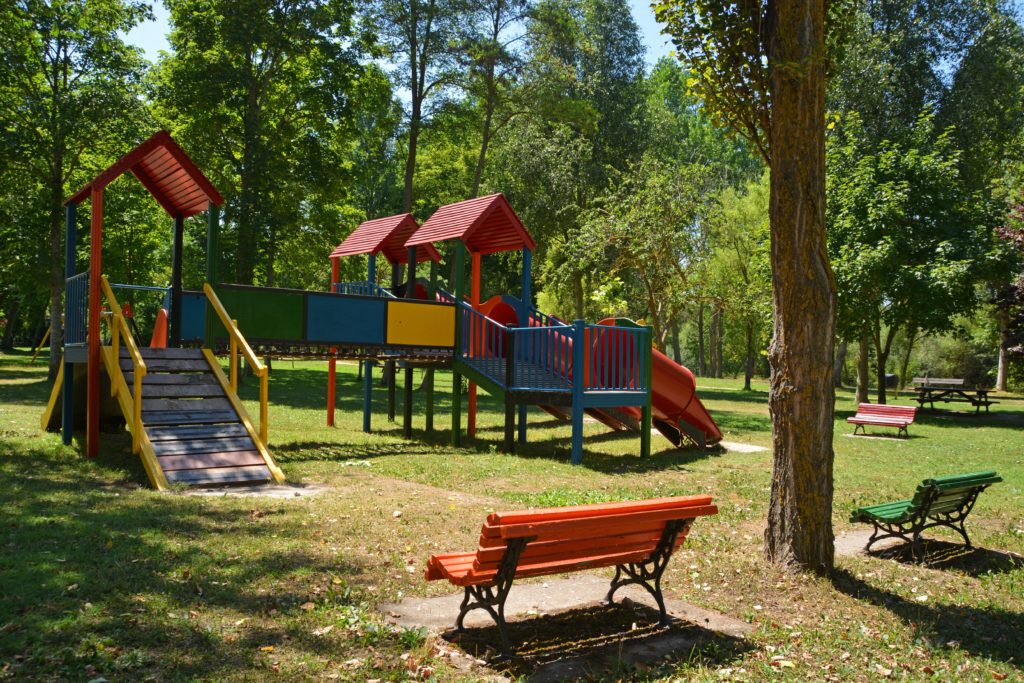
178, 482, 333, 498
719, 440, 768, 453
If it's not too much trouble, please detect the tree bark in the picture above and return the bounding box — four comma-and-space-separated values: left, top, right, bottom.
717, 308, 725, 378
48, 161, 65, 379
856, 334, 870, 404
744, 320, 755, 391
763, 0, 836, 574
898, 329, 916, 393
572, 271, 584, 319
697, 304, 706, 376
1, 298, 21, 349
872, 320, 897, 405
996, 311, 1009, 391
708, 307, 719, 376
671, 318, 682, 363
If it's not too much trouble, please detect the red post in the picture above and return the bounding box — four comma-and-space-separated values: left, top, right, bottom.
87, 186, 103, 457
468, 251, 481, 438
327, 257, 340, 426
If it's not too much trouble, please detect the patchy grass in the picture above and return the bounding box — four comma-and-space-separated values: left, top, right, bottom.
1, 348, 1022, 681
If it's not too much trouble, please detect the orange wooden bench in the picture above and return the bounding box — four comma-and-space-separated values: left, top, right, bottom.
847, 403, 917, 438
425, 495, 718, 656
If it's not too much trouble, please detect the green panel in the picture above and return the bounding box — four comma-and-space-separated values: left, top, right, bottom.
210, 287, 305, 342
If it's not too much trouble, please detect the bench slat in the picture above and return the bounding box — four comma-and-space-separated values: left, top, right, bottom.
498, 505, 717, 541
486, 495, 714, 526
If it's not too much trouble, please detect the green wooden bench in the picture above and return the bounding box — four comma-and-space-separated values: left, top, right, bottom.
850, 471, 1002, 559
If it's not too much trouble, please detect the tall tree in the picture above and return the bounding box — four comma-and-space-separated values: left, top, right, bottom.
367, 0, 463, 211
0, 0, 151, 376
657, 0, 840, 571
155, 0, 365, 286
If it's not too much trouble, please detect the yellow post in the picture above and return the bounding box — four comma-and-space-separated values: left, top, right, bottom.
111, 314, 121, 397
133, 367, 144, 453
230, 318, 238, 391
259, 370, 268, 444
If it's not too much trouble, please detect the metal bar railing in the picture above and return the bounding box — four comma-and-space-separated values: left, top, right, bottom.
507, 323, 574, 390
100, 276, 147, 453
204, 283, 269, 444
334, 281, 395, 298
64, 271, 89, 345
582, 324, 649, 392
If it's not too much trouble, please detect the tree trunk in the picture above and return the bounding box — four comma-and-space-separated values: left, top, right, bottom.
744, 320, 754, 391
573, 271, 584, 319
763, 0, 835, 574
872, 321, 897, 405
898, 329, 916, 393
471, 61, 497, 199
708, 308, 718, 376
856, 334, 870, 404
48, 165, 65, 379
403, 97, 421, 212
1, 298, 21, 349
996, 311, 1009, 391
671, 319, 682, 363
716, 309, 725, 378
832, 339, 846, 388
697, 305, 706, 376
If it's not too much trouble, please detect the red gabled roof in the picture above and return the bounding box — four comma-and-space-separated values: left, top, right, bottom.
330, 213, 440, 264
66, 130, 223, 218
405, 194, 535, 255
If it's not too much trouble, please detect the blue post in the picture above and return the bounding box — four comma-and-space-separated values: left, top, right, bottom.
362, 253, 377, 433
641, 325, 653, 459
62, 201, 76, 445
518, 248, 532, 445
570, 319, 586, 464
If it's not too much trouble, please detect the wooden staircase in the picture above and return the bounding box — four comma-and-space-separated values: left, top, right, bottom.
113, 347, 282, 487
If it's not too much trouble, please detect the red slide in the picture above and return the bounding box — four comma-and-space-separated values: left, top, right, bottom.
593, 318, 722, 448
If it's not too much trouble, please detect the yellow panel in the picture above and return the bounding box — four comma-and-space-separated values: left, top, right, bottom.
387, 301, 455, 347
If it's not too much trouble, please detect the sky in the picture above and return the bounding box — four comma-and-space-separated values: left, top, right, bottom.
123, 0, 676, 65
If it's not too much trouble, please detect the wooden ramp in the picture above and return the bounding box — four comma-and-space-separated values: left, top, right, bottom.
91, 346, 283, 489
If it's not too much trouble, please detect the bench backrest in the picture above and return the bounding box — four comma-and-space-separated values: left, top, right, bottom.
909, 471, 1002, 515
473, 496, 717, 576
855, 403, 917, 420
913, 377, 964, 388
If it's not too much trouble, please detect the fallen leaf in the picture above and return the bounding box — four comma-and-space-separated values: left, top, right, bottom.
259, 645, 274, 653
921, 666, 934, 675
992, 672, 1007, 681
299, 602, 315, 611
312, 625, 334, 637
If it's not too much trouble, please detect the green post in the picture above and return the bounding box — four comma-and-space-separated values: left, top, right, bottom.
451, 241, 466, 446
640, 324, 653, 459
425, 259, 438, 435
204, 202, 219, 348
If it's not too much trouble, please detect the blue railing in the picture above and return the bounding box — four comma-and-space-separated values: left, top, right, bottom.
334, 281, 395, 297
65, 271, 89, 346
583, 324, 649, 391
436, 288, 456, 304
508, 323, 574, 390
459, 302, 507, 364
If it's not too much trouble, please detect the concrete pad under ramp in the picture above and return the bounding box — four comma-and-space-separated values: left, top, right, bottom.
380, 575, 753, 679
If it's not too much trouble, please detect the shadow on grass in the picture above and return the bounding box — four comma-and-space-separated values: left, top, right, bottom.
869, 539, 1024, 576
831, 568, 1024, 665
0, 439, 374, 680
447, 601, 751, 678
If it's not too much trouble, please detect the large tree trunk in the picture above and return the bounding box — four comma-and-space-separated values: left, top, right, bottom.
403, 109, 420, 212
572, 271, 584, 319
898, 329, 916, 393
832, 339, 846, 388
717, 309, 725, 378
763, 0, 835, 574
872, 321, 897, 405
708, 307, 719, 377
671, 318, 682, 363
856, 334, 870, 404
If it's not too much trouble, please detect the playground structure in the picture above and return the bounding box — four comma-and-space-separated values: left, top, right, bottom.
42, 131, 285, 489
44, 131, 722, 489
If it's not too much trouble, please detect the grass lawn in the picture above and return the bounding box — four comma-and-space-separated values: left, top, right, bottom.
1, 348, 1022, 681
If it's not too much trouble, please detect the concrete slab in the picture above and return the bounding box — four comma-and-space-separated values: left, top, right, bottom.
719, 441, 767, 453
835, 529, 902, 557
381, 575, 753, 677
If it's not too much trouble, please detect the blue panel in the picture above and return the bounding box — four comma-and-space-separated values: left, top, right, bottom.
306, 293, 386, 345
180, 293, 206, 343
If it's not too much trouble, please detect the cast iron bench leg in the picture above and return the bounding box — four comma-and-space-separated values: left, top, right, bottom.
605, 519, 688, 627
452, 536, 531, 658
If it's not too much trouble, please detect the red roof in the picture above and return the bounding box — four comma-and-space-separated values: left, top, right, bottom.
330, 213, 440, 264
405, 194, 535, 255
66, 131, 223, 218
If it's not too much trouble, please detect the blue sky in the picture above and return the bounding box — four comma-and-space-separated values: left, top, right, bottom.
124, 0, 676, 65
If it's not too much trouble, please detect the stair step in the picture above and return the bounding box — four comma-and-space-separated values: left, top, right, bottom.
147, 423, 251, 441
142, 410, 239, 426
152, 436, 256, 456
165, 465, 272, 486
141, 397, 233, 413
125, 373, 217, 386
121, 357, 211, 372
132, 383, 224, 398
158, 450, 266, 472
119, 347, 205, 360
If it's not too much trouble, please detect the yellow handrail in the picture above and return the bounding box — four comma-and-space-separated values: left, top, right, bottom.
100, 276, 147, 453
203, 283, 269, 444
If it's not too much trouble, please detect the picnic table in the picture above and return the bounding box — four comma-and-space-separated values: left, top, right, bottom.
912, 377, 995, 413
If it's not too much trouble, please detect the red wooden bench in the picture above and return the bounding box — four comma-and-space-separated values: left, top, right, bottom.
425, 495, 718, 656
847, 403, 917, 438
